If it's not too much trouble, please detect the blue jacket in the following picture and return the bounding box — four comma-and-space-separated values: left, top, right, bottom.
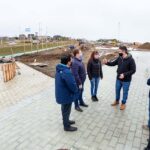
147, 78, 150, 98
71, 57, 86, 86
55, 64, 78, 104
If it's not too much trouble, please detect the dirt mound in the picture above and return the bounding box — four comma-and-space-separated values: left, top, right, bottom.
138, 42, 150, 50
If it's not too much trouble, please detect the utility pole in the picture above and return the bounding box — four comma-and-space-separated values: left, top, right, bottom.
118, 22, 121, 41
46, 26, 48, 49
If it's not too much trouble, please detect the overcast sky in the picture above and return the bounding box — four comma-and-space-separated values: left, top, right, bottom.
0, 0, 149, 42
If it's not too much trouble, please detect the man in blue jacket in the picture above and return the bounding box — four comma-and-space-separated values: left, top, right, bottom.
103, 46, 136, 110
55, 54, 78, 132
71, 49, 88, 112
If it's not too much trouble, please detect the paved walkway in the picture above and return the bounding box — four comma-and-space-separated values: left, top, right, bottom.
0, 51, 150, 150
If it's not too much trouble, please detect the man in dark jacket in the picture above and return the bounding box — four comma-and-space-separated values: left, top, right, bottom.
55, 54, 78, 132
103, 46, 136, 110
71, 49, 88, 112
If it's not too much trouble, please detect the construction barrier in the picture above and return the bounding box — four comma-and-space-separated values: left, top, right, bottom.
1, 62, 16, 82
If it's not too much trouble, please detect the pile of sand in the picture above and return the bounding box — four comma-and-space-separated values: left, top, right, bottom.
138, 42, 150, 50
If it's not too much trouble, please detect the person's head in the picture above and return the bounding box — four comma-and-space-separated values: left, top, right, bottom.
90, 51, 100, 60
60, 54, 72, 67
73, 49, 83, 60
118, 46, 128, 57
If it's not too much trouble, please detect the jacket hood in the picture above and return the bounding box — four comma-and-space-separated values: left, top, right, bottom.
73, 57, 82, 62
125, 53, 132, 59
121, 53, 132, 60
56, 64, 69, 73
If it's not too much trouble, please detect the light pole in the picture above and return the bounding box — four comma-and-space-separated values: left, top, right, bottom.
118, 22, 121, 41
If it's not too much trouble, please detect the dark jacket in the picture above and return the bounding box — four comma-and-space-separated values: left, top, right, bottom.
87, 59, 103, 80
147, 78, 150, 98
106, 53, 136, 82
55, 64, 78, 104
71, 57, 86, 86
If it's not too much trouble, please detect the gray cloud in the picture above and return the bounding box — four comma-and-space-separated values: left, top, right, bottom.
0, 0, 149, 42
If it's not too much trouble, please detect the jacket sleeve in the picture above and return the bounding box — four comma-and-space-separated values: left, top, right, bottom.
124, 58, 136, 77
71, 63, 82, 85
106, 57, 119, 66
147, 78, 150, 86
62, 70, 78, 94
99, 60, 103, 79
87, 60, 92, 80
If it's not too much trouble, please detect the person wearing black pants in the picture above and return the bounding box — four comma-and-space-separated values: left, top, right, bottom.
55, 54, 78, 132
71, 49, 88, 112
61, 104, 74, 128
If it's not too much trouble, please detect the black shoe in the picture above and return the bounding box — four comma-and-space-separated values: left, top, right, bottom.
75, 107, 83, 112
92, 96, 98, 102
95, 96, 99, 101
64, 126, 78, 132
69, 120, 75, 125
144, 147, 150, 150
80, 103, 88, 107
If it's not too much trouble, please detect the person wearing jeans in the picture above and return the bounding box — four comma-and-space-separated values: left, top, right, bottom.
55, 54, 78, 132
71, 49, 88, 112
87, 51, 103, 101
116, 79, 130, 104
90, 77, 100, 99
103, 46, 136, 110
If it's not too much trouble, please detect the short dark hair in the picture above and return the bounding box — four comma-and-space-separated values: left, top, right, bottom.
73, 49, 80, 56
61, 54, 72, 65
119, 46, 128, 53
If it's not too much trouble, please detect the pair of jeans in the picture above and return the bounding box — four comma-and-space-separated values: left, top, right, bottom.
61, 103, 72, 128
90, 77, 100, 96
75, 84, 85, 108
116, 79, 131, 104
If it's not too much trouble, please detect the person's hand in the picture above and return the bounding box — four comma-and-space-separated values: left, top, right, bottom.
119, 74, 124, 79
103, 59, 108, 64
79, 84, 83, 89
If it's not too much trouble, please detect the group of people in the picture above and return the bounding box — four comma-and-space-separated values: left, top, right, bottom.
55, 45, 138, 132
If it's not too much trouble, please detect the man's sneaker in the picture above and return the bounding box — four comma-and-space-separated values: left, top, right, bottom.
75, 107, 83, 112
64, 126, 78, 132
111, 101, 119, 106
120, 104, 126, 110
144, 147, 150, 150
69, 120, 75, 125
142, 125, 149, 131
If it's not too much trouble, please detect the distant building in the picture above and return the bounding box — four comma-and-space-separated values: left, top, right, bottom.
28, 34, 35, 40
0, 36, 9, 41
19, 34, 26, 40
53, 35, 70, 41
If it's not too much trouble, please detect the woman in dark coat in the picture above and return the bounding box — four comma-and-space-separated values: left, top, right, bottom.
87, 51, 103, 101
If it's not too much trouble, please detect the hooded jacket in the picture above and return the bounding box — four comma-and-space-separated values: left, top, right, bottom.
106, 53, 136, 82
55, 64, 78, 104
71, 57, 86, 86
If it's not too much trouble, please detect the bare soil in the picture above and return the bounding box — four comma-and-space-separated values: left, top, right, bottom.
16, 45, 118, 78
